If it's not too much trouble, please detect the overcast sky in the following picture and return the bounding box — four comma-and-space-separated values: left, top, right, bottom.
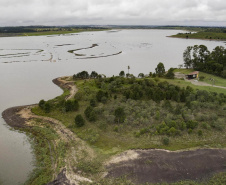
1, 0, 226, 26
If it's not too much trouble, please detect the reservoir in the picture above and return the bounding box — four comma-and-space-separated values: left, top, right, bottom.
0, 29, 225, 184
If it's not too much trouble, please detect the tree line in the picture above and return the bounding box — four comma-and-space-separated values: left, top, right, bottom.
183, 45, 226, 78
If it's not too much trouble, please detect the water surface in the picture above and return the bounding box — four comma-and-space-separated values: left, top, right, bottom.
0, 29, 225, 184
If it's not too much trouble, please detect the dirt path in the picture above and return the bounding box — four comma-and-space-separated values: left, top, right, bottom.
174, 72, 226, 89
56, 76, 78, 100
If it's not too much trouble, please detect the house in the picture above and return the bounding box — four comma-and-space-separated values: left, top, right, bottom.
185, 71, 199, 79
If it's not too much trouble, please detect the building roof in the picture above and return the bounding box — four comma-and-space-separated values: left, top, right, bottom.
187, 71, 199, 75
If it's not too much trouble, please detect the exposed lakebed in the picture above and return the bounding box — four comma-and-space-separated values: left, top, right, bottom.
0, 29, 225, 184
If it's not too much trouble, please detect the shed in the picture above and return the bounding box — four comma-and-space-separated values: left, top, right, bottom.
186, 71, 199, 79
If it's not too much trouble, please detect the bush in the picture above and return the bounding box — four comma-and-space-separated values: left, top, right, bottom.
39, 99, 45, 109
90, 99, 96, 107
84, 106, 97, 122
44, 102, 51, 113
188, 128, 193, 134
198, 130, 203, 136
65, 100, 79, 112
165, 68, 175, 79
113, 126, 119, 132
199, 76, 205, 81
186, 120, 198, 129
114, 107, 126, 123
75, 114, 85, 127
162, 137, 169, 145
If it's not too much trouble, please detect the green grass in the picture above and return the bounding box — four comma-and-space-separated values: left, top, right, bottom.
170, 31, 226, 40
24, 119, 67, 185
174, 68, 226, 88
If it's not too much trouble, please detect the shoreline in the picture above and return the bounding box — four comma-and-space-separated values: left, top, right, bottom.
1, 77, 85, 185
2, 76, 73, 129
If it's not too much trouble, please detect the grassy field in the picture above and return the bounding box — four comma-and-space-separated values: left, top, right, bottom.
174, 68, 226, 88
170, 31, 226, 40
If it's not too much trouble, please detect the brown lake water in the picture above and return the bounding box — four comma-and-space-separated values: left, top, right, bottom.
0, 29, 225, 185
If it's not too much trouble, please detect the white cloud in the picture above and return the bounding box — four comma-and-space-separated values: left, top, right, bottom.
0, 0, 226, 26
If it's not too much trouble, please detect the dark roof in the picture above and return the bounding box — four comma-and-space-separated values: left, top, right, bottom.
187, 71, 199, 75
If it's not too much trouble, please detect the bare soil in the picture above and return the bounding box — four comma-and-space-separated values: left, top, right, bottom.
106, 149, 226, 184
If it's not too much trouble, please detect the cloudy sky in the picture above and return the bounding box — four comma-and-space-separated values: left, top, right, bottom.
1, 0, 226, 26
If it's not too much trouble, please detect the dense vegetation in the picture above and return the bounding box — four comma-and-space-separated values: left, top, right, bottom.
34, 68, 226, 151
183, 45, 226, 78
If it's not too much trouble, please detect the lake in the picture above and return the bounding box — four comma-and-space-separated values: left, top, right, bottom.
0, 29, 225, 185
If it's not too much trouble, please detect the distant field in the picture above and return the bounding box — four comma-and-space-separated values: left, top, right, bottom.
0, 28, 108, 37
170, 31, 226, 40
23, 29, 108, 36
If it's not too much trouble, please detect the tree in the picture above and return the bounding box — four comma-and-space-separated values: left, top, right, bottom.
114, 107, 126, 123
119, 71, 125, 77
90, 71, 98, 78
73, 71, 89, 79
183, 46, 192, 68
155, 62, 165, 77
165, 68, 175, 79
65, 100, 79, 112
149, 72, 152, 77
128, 66, 130, 74
75, 114, 85, 127
138, 73, 144, 78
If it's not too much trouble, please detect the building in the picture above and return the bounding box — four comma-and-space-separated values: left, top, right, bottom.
185, 71, 199, 79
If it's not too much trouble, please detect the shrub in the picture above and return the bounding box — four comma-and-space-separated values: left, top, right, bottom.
44, 102, 51, 113
199, 76, 205, 81
198, 130, 203, 136
39, 99, 45, 109
75, 114, 85, 127
84, 106, 97, 122
165, 68, 175, 79
162, 137, 169, 145
85, 106, 93, 118
65, 100, 79, 112
113, 126, 119, 132
186, 120, 198, 129
114, 107, 126, 123
90, 99, 96, 107
201, 122, 208, 129
188, 128, 193, 134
